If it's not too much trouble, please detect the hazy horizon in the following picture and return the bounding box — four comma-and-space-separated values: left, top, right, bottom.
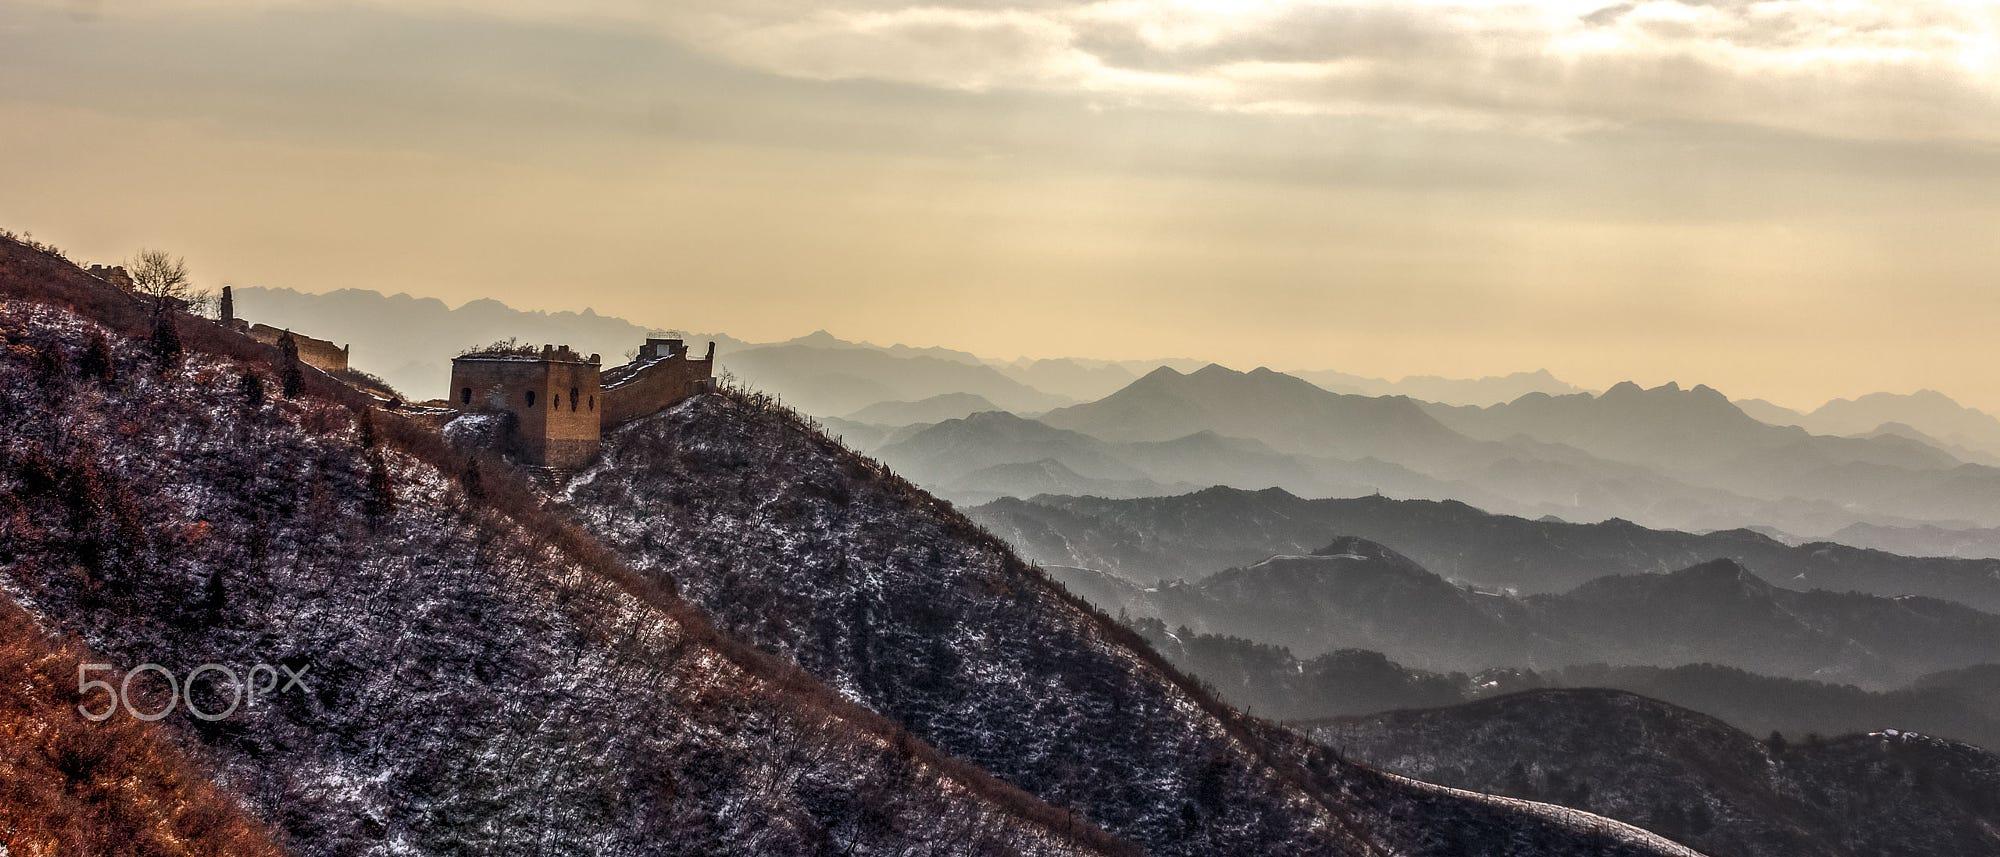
222, 282, 1986, 415
6, 0, 1998, 411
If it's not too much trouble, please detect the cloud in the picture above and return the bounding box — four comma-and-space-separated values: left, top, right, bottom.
27, 0, 1995, 142
647, 0, 2000, 143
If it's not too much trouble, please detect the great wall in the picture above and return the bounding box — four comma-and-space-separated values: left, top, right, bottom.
97, 274, 711, 470
447, 336, 715, 468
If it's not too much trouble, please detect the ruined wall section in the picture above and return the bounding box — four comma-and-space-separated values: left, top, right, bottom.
246, 323, 349, 372
602, 353, 713, 429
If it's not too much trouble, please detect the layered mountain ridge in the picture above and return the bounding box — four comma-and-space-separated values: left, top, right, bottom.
972, 487, 2000, 611
1042, 536, 2000, 688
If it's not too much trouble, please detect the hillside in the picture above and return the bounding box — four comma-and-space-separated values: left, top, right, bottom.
872, 410, 1153, 487
1121, 616, 2000, 749
0, 239, 1125, 856
872, 412, 1474, 508
971, 487, 2000, 610
559, 381, 1705, 856
0, 597, 284, 857
1312, 690, 2000, 857
1830, 521, 2000, 560
1053, 538, 2000, 688
1038, 364, 1468, 461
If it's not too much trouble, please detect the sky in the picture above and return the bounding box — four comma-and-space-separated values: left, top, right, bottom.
2, 0, 1998, 410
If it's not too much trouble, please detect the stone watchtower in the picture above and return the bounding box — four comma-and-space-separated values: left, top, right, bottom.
449, 344, 604, 468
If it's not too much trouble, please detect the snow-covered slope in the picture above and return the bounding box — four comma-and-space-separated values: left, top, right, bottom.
0, 242, 1127, 856
563, 387, 1708, 856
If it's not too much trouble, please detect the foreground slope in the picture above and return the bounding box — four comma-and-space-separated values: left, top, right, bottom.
0, 241, 1122, 856
1312, 690, 2000, 857
564, 388, 1705, 856
0, 597, 284, 857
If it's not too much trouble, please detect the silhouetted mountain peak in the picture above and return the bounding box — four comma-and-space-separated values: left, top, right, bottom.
1313, 535, 1408, 562
1134, 365, 1187, 384
960, 409, 1037, 426
789, 328, 844, 345
1675, 557, 1756, 583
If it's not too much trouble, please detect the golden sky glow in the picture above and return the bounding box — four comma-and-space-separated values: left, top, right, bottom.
3, 0, 1998, 409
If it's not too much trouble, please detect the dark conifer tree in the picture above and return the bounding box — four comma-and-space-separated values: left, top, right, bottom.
278, 330, 303, 398
365, 449, 395, 517
203, 566, 228, 616
462, 458, 484, 501
240, 371, 266, 408
150, 312, 182, 371
79, 331, 114, 383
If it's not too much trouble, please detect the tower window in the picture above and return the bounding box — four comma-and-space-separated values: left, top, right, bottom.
571, 387, 579, 411
524, 390, 536, 407
589, 395, 595, 411
460, 387, 471, 405
553, 393, 562, 409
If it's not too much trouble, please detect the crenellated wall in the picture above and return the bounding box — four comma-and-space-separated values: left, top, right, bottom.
602, 346, 714, 429
447, 338, 712, 468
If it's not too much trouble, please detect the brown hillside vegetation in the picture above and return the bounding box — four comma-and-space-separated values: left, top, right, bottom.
0, 597, 284, 857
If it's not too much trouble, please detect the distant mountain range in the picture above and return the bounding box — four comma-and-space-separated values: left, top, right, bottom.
1419, 382, 2000, 529
1741, 390, 2000, 458
971, 487, 2000, 611
1312, 689, 2000, 857
1052, 538, 2000, 688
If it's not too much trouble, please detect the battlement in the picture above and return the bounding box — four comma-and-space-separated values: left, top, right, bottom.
244, 323, 350, 373
448, 335, 715, 468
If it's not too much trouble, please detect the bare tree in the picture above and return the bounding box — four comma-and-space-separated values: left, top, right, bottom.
128, 249, 193, 315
